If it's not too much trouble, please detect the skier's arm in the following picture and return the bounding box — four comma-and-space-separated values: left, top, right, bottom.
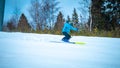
70, 25, 78, 31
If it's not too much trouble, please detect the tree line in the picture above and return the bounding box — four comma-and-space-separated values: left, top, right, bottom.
3, 0, 120, 37
4, 0, 80, 33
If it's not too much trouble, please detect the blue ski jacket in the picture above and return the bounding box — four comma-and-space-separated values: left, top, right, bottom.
62, 22, 77, 34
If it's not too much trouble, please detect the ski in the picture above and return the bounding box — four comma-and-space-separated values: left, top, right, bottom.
50, 41, 86, 45
68, 42, 86, 45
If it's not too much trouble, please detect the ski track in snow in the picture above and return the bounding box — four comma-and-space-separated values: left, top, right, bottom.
0, 32, 120, 68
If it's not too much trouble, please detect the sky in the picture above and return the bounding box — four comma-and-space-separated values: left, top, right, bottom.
4, 0, 91, 24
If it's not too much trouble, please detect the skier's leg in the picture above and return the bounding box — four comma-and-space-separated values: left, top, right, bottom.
67, 34, 71, 40
66, 33, 71, 42
62, 32, 71, 42
62, 32, 67, 41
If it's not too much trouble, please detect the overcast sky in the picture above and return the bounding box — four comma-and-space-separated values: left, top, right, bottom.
4, 0, 90, 24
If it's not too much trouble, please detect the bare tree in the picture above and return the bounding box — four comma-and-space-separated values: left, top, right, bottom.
41, 0, 60, 30
49, 0, 60, 29
29, 0, 60, 30
6, 6, 21, 31
78, 0, 92, 31
13, 6, 21, 27
29, 0, 42, 30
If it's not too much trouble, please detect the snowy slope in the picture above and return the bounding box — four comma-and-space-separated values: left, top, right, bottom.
0, 32, 120, 68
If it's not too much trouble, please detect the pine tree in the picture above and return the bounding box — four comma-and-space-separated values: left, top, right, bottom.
7, 16, 17, 31
7, 20, 16, 31
91, 0, 120, 31
72, 8, 79, 26
101, 0, 120, 30
91, 0, 104, 30
17, 13, 31, 32
54, 11, 64, 31
67, 15, 71, 22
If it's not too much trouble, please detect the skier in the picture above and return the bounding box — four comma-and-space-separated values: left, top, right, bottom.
62, 20, 78, 42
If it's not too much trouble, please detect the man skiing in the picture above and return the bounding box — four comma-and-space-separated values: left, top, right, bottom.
62, 20, 78, 42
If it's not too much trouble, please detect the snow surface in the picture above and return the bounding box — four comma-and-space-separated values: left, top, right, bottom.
0, 32, 120, 68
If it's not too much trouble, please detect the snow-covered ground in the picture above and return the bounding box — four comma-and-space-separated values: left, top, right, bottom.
0, 32, 120, 68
